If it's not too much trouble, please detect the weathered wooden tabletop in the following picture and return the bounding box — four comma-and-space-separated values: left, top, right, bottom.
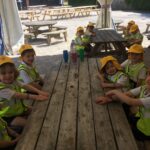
91, 29, 127, 60
15, 56, 138, 150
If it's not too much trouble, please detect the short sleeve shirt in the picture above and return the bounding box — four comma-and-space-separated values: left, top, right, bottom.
19, 62, 35, 84
108, 72, 130, 91
0, 81, 23, 100
121, 60, 147, 82
130, 86, 150, 108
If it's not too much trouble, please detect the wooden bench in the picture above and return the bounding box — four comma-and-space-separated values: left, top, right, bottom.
42, 29, 67, 45
52, 25, 67, 31
24, 32, 34, 43
144, 23, 150, 33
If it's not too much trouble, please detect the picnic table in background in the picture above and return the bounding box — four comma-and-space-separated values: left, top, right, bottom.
15, 56, 138, 150
27, 5, 47, 10
22, 20, 57, 37
91, 28, 127, 61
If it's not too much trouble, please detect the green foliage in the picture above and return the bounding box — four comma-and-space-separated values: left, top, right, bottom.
69, 0, 97, 6
125, 0, 150, 10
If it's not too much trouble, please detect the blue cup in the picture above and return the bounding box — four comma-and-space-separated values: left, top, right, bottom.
63, 50, 68, 63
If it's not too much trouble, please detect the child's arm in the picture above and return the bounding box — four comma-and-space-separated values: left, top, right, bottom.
28, 82, 42, 90
0, 140, 17, 148
7, 127, 20, 138
22, 84, 48, 97
106, 90, 143, 106
101, 82, 123, 88
12, 92, 48, 101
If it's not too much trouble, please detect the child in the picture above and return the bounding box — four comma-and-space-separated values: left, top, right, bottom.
125, 24, 143, 47
98, 56, 130, 92
74, 26, 91, 54
96, 68, 150, 140
0, 56, 48, 128
84, 22, 96, 37
0, 117, 20, 149
121, 44, 147, 88
18, 44, 44, 90
122, 20, 135, 39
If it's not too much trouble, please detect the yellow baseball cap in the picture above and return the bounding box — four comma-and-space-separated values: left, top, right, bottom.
128, 20, 135, 25
77, 26, 84, 32
87, 22, 95, 27
128, 44, 144, 53
0, 56, 14, 66
129, 24, 139, 33
100, 56, 122, 71
19, 44, 34, 55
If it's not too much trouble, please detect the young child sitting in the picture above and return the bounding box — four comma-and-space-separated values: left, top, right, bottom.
125, 24, 143, 47
18, 44, 44, 90
74, 26, 91, 54
84, 22, 96, 37
121, 44, 147, 88
122, 20, 135, 39
0, 117, 20, 149
98, 56, 130, 92
0, 56, 48, 128
96, 68, 150, 140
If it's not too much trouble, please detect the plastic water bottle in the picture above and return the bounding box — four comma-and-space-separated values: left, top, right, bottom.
70, 40, 77, 64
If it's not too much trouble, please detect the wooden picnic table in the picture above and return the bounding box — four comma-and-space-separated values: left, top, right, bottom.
22, 20, 57, 37
91, 28, 127, 61
15, 56, 138, 150
28, 5, 47, 10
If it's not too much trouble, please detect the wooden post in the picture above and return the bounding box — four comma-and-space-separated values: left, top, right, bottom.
26, 0, 30, 9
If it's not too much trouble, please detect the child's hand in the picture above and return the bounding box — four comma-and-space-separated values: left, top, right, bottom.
101, 82, 108, 88
96, 96, 112, 104
38, 91, 49, 97
106, 90, 118, 97
35, 95, 48, 101
11, 135, 21, 144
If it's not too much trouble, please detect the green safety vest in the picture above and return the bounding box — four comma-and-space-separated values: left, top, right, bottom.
18, 64, 40, 82
0, 82, 26, 117
137, 86, 150, 136
125, 62, 145, 83
74, 36, 85, 51
0, 118, 11, 141
107, 71, 130, 89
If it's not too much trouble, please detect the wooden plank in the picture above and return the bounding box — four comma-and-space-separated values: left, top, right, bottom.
15, 55, 62, 150
35, 61, 70, 150
88, 58, 117, 150
77, 58, 96, 150
56, 62, 79, 150
108, 101, 139, 150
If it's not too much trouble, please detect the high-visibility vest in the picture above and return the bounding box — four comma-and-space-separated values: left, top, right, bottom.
0, 118, 11, 141
125, 62, 145, 83
107, 71, 130, 90
137, 85, 150, 136
74, 36, 85, 51
18, 64, 40, 82
0, 82, 26, 117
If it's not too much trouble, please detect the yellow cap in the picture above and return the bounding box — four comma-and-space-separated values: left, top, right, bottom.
0, 56, 14, 66
100, 56, 122, 71
128, 44, 144, 53
19, 44, 34, 55
87, 22, 95, 27
128, 20, 135, 25
129, 24, 139, 33
77, 26, 84, 32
